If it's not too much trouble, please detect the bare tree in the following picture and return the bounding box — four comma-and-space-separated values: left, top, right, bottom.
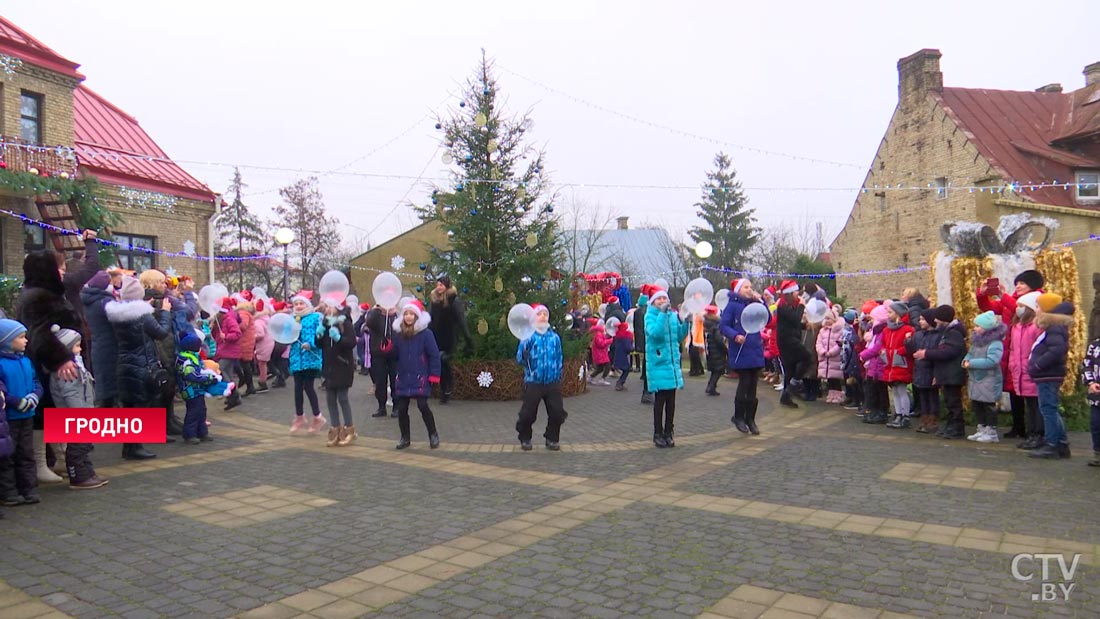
748, 219, 829, 287
274, 177, 342, 288
644, 222, 692, 289
559, 198, 619, 276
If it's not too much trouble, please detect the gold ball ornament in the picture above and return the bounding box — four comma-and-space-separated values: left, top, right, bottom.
29, 167, 38, 175
525, 233, 538, 248
474, 112, 487, 127
477, 318, 489, 335
494, 278, 503, 293
487, 139, 499, 153
507, 291, 516, 304
60, 172, 70, 180
516, 186, 527, 200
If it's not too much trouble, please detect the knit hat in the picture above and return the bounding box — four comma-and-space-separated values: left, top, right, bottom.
649, 289, 670, 306
1014, 269, 1045, 291
974, 311, 999, 330
779, 279, 799, 295
291, 290, 314, 305
888, 301, 909, 319
0, 319, 27, 351
731, 278, 750, 295
869, 305, 889, 325
178, 329, 202, 352
933, 304, 956, 323
50, 324, 81, 350
919, 308, 937, 326
1036, 292, 1062, 313
119, 276, 144, 302
1052, 301, 1076, 316
1016, 291, 1041, 312
85, 270, 111, 290
860, 300, 879, 315
843, 309, 858, 324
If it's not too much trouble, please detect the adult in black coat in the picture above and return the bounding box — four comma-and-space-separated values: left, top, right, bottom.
365, 305, 398, 417
80, 271, 119, 406
105, 277, 171, 460
774, 284, 808, 408
428, 275, 472, 403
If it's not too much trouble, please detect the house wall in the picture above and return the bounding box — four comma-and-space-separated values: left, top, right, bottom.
349, 221, 447, 298
0, 63, 79, 147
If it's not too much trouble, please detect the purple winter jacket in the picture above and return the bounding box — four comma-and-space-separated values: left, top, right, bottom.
859, 323, 887, 380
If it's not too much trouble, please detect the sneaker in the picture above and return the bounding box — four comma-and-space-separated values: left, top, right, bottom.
255, 383, 270, 394
615, 384, 625, 392
843, 402, 860, 411
184, 437, 201, 445
69, 476, 109, 490
289, 416, 306, 434
308, 415, 328, 434
545, 439, 561, 451
371, 409, 387, 418
967, 425, 988, 441
975, 427, 999, 443
22, 493, 40, 505
773, 384, 784, 391
1087, 451, 1100, 467
885, 414, 902, 428
0, 495, 23, 507
520, 440, 533, 451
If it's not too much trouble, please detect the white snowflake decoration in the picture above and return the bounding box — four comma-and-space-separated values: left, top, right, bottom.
0, 54, 23, 80
476, 371, 494, 388
391, 255, 406, 270
182, 240, 196, 256
164, 267, 179, 278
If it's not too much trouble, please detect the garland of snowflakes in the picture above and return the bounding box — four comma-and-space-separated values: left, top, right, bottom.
0, 55, 23, 80
476, 371, 494, 388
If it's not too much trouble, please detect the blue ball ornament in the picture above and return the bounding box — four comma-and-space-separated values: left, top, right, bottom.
465, 154, 473, 161
483, 88, 490, 95
536, 284, 543, 290
434, 123, 442, 130
459, 101, 466, 108
546, 205, 554, 213
456, 183, 464, 192
462, 287, 469, 294
560, 299, 568, 306
416, 285, 423, 292
471, 209, 478, 216
419, 263, 427, 271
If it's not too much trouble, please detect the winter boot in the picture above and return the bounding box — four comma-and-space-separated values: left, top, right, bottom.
779, 392, 799, 408
641, 392, 654, 405
122, 444, 156, 460
731, 399, 751, 434
326, 426, 342, 448
429, 434, 440, 449
1087, 451, 1100, 467
967, 425, 988, 441
653, 433, 668, 448
396, 436, 411, 450
339, 425, 358, 446
745, 399, 760, 436
35, 434, 63, 483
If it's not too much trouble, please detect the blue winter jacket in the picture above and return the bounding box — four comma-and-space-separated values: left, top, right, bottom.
644, 303, 689, 391
393, 327, 442, 397
517, 329, 563, 384
719, 295, 769, 370
176, 351, 218, 401
0, 351, 44, 421
289, 311, 323, 373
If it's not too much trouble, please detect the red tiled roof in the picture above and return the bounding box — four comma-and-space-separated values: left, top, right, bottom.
937, 85, 1100, 208
74, 85, 216, 203
0, 16, 83, 79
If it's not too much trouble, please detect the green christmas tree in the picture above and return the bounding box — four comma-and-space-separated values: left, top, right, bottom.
688, 152, 759, 281
417, 53, 562, 360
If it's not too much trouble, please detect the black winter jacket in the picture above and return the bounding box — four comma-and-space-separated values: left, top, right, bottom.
365, 307, 397, 358
923, 321, 967, 387
703, 315, 727, 372
105, 300, 171, 405
1029, 311, 1073, 383
775, 302, 805, 353
320, 311, 357, 390
904, 328, 937, 389
81, 284, 118, 402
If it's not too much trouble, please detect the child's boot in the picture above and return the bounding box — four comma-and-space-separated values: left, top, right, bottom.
1087, 451, 1100, 467
35, 434, 63, 483
976, 426, 999, 443
326, 426, 341, 447
967, 425, 987, 441
339, 425, 357, 446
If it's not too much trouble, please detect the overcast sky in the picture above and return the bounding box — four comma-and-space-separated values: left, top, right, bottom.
5, 1, 1097, 258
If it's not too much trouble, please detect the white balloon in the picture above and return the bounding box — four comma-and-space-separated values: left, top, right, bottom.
654, 278, 670, 292
347, 294, 361, 321
694, 241, 713, 259
250, 286, 269, 301
598, 303, 608, 317
198, 283, 229, 316
269, 312, 302, 345
715, 289, 731, 311
605, 317, 620, 336
741, 302, 769, 334
318, 271, 350, 305
371, 272, 402, 309
508, 303, 536, 340
625, 308, 636, 326
682, 278, 714, 315
806, 299, 829, 324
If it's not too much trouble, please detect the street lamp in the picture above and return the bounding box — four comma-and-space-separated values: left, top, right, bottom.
275, 227, 295, 300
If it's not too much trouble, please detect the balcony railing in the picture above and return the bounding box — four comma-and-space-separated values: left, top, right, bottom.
0, 136, 79, 179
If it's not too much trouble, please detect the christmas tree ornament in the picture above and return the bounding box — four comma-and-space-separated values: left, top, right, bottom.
470, 209, 478, 216
416, 285, 423, 292
474, 112, 487, 127
455, 182, 465, 191
441, 153, 453, 164
463, 287, 469, 293
494, 278, 503, 293
536, 283, 543, 290
465, 154, 473, 161
28, 167, 38, 175
59, 172, 70, 180
182, 240, 196, 256
391, 255, 406, 270
487, 139, 499, 153
419, 262, 427, 270
525, 233, 537, 248
507, 292, 516, 304
476, 371, 494, 388
516, 186, 526, 199
477, 318, 489, 335
447, 230, 455, 238
459, 101, 466, 108
546, 205, 554, 214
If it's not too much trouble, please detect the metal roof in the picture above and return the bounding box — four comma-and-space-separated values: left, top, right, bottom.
561, 227, 677, 282
0, 16, 83, 79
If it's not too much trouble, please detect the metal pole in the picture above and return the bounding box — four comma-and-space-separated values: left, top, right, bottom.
283, 244, 289, 301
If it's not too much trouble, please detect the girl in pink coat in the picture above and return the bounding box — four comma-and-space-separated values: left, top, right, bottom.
859, 305, 890, 423
589, 320, 613, 385
253, 300, 275, 392
816, 308, 846, 404
1007, 291, 1043, 447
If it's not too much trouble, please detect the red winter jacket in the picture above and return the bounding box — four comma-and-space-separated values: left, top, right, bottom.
977, 287, 1042, 394
763, 314, 779, 360
880, 316, 915, 384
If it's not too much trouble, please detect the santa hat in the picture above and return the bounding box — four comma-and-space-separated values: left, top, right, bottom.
704, 304, 719, 315
254, 299, 265, 313
532, 304, 549, 317
239, 290, 254, 302
219, 296, 237, 313
272, 301, 289, 312
605, 295, 619, 304
764, 286, 777, 298
779, 280, 799, 295
649, 289, 670, 306
291, 290, 314, 304
359, 302, 371, 311
730, 279, 750, 295
394, 298, 432, 332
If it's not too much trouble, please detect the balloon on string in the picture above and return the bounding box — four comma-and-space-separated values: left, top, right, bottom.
250, 287, 269, 302
198, 283, 229, 316
805, 299, 829, 324
682, 278, 714, 315
372, 272, 402, 309
318, 270, 350, 305
598, 303, 607, 318
654, 278, 670, 291
507, 303, 536, 340
740, 302, 769, 334
625, 308, 636, 326
605, 317, 620, 337
269, 312, 302, 345
715, 289, 731, 311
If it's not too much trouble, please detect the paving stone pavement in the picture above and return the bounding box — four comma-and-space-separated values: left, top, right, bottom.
0, 372, 1096, 618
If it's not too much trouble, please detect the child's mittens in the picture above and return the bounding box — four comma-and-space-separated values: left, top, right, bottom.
328, 326, 341, 342
18, 393, 39, 412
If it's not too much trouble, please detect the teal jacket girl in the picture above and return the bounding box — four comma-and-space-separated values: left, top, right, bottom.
289, 310, 323, 373
644, 292, 690, 391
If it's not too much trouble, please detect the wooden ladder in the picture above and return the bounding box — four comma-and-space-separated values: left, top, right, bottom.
35, 198, 87, 259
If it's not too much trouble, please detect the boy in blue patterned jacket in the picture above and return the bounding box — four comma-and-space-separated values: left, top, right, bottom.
0, 319, 44, 506
176, 330, 225, 444
515, 304, 567, 451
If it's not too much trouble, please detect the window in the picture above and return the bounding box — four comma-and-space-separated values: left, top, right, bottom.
934, 177, 948, 199
20, 91, 43, 144
24, 223, 46, 252
1077, 171, 1099, 201
115, 233, 156, 272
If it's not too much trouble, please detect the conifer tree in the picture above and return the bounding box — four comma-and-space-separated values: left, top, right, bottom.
688, 153, 759, 277
215, 167, 267, 290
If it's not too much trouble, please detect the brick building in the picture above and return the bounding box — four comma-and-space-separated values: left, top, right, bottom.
0, 17, 218, 282
348, 220, 447, 297
830, 49, 1100, 314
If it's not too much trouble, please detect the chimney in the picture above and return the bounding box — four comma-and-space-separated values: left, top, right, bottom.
1035, 83, 1063, 94
616, 216, 629, 230
1085, 62, 1100, 86
897, 49, 943, 105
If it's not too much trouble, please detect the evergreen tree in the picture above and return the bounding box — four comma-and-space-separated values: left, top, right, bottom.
688, 153, 759, 280
416, 52, 561, 360
215, 167, 267, 290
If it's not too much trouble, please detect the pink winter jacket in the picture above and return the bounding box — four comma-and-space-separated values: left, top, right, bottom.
591, 329, 612, 365
859, 324, 887, 380
213, 309, 242, 361
815, 319, 845, 380
254, 314, 275, 362
1007, 321, 1040, 397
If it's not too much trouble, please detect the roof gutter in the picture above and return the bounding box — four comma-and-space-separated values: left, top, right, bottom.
208, 194, 222, 285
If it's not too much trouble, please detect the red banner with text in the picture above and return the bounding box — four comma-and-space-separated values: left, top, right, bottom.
44, 408, 167, 443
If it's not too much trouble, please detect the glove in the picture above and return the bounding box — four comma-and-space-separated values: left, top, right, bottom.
328, 326, 341, 343
18, 394, 39, 412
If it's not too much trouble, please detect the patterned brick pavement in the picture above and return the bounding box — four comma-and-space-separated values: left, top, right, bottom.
1, 371, 1096, 618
